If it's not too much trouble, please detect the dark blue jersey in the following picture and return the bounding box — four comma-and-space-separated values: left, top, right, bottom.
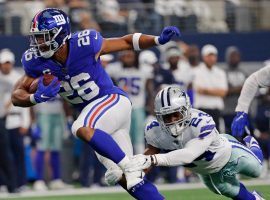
22, 29, 127, 109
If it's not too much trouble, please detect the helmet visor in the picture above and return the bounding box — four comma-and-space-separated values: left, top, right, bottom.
156, 106, 190, 136
30, 28, 60, 57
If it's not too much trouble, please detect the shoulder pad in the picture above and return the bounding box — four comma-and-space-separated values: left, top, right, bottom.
145, 120, 162, 147
21, 49, 43, 78
189, 109, 216, 139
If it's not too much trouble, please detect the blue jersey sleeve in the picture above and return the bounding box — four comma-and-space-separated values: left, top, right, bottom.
89, 29, 103, 54
70, 29, 103, 61
21, 50, 42, 78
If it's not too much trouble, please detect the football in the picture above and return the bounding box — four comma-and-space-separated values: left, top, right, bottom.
28, 74, 56, 93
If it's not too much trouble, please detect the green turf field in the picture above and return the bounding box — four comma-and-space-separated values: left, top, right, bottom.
5, 185, 270, 200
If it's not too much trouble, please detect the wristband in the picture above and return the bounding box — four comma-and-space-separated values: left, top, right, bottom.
150, 155, 158, 166
154, 36, 161, 45
30, 94, 37, 105
132, 33, 142, 51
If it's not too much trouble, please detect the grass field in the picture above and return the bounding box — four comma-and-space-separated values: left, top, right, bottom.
3, 185, 270, 200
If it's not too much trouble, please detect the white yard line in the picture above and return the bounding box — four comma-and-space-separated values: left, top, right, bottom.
1, 179, 270, 199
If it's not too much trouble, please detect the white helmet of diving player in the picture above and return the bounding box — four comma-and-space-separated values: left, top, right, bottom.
154, 86, 191, 137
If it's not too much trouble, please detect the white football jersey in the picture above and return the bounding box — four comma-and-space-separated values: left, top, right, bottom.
172, 60, 194, 92
106, 62, 152, 109
145, 108, 232, 174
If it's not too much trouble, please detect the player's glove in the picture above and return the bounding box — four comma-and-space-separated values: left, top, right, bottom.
158, 26, 181, 45
33, 77, 60, 103
231, 111, 250, 137
31, 123, 42, 140
104, 167, 123, 186
125, 154, 157, 173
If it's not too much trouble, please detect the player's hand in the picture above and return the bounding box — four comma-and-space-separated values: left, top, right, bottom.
231, 112, 250, 137
125, 154, 157, 172
33, 77, 60, 103
104, 167, 123, 186
158, 26, 181, 45
31, 123, 42, 140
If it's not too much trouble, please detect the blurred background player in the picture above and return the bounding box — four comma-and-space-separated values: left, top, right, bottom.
222, 46, 246, 133
32, 97, 70, 191
0, 49, 29, 193
193, 44, 228, 131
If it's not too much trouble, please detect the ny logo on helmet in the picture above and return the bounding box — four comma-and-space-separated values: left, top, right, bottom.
53, 14, 66, 25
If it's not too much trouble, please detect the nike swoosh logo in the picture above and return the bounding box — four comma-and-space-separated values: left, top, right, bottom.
94, 32, 98, 40
143, 158, 148, 165
41, 94, 50, 99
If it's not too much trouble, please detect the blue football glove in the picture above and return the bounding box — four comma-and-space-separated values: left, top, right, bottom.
231, 112, 250, 137
158, 26, 181, 45
33, 76, 60, 103
31, 123, 42, 140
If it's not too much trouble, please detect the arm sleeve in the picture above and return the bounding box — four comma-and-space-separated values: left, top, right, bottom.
236, 65, 270, 113
154, 130, 216, 166
21, 52, 40, 78
89, 30, 103, 55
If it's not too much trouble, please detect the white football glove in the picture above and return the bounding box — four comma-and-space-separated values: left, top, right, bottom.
125, 154, 157, 173
104, 167, 123, 186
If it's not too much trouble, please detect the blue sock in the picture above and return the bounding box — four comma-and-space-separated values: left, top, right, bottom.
234, 183, 255, 200
128, 178, 164, 200
36, 151, 44, 180
250, 146, 264, 163
50, 151, 60, 180
88, 129, 125, 164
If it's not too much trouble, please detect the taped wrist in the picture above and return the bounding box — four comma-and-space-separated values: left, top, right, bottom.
30, 94, 38, 104
150, 155, 157, 166
132, 33, 142, 51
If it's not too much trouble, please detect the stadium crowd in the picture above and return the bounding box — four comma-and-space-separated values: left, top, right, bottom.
0, 0, 269, 35
0, 0, 269, 195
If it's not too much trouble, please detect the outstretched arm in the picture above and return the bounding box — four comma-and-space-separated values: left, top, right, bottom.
236, 64, 270, 113
154, 136, 213, 166
125, 131, 216, 172
98, 26, 180, 56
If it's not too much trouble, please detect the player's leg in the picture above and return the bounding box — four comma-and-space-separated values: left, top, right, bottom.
72, 95, 128, 169
130, 108, 146, 154
93, 95, 163, 199
243, 136, 264, 163
34, 113, 50, 190
72, 94, 164, 199
219, 134, 264, 199
199, 174, 240, 198
49, 114, 66, 189
200, 172, 257, 200
224, 134, 263, 178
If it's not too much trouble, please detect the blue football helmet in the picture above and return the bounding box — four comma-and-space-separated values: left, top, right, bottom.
30, 8, 71, 58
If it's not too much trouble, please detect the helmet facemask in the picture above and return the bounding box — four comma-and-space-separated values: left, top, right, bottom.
154, 86, 191, 137
30, 27, 62, 58
156, 105, 190, 137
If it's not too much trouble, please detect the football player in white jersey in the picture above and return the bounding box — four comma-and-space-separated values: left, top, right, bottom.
106, 86, 265, 200
231, 63, 270, 137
